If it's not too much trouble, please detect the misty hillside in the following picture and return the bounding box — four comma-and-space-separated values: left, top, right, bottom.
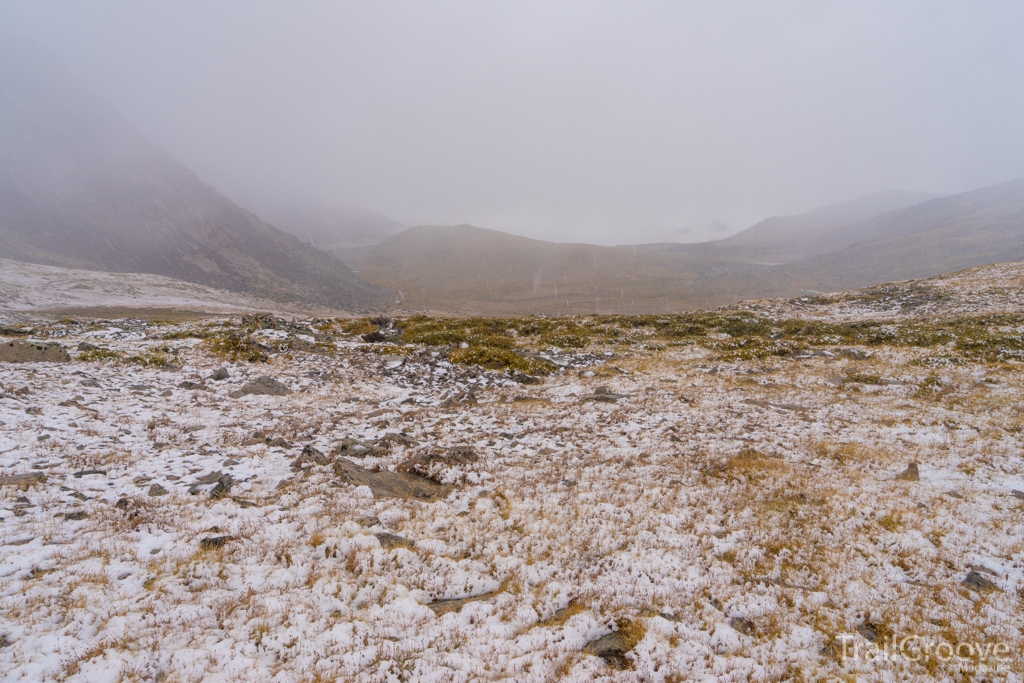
791, 178, 1024, 289
0, 39, 386, 309
638, 189, 936, 264
224, 189, 404, 262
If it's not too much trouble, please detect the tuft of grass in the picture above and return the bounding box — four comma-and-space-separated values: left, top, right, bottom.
129, 352, 172, 367
208, 332, 270, 363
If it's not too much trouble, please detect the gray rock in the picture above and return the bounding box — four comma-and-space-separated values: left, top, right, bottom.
583, 630, 633, 669
0, 340, 69, 363
334, 457, 447, 501
398, 445, 477, 479
581, 386, 628, 403
1011, 490, 1024, 501
292, 444, 330, 470
189, 472, 234, 497
209, 367, 229, 381
229, 376, 291, 398
199, 536, 231, 551
961, 571, 1000, 593
148, 484, 168, 497
178, 380, 208, 391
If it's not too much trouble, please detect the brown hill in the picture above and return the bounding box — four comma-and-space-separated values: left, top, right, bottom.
0, 38, 386, 310
358, 224, 810, 314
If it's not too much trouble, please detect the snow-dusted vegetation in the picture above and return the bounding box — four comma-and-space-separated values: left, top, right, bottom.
2, 263, 1023, 682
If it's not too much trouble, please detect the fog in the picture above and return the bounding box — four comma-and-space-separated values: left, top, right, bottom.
3, 1, 1024, 245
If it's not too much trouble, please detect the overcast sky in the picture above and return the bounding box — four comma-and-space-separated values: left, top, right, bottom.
3, 1, 1024, 244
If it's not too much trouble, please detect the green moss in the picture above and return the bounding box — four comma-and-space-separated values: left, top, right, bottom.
78, 348, 120, 362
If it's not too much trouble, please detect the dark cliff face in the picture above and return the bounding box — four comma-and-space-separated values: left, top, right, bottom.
0, 38, 387, 310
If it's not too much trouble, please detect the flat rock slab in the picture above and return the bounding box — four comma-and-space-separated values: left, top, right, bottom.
230, 376, 291, 398
0, 472, 47, 487
334, 458, 447, 501
1, 341, 69, 363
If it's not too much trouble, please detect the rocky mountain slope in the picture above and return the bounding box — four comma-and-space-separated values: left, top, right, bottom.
0, 39, 386, 310
225, 189, 405, 262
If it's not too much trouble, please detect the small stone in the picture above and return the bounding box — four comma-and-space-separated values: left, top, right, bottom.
857, 622, 879, 642
148, 484, 168, 497
1011, 490, 1024, 501
159, 389, 172, 397
375, 533, 415, 550
199, 536, 231, 550
63, 511, 88, 521
209, 367, 230, 381
895, 462, 920, 481
115, 497, 129, 510
25, 407, 42, 416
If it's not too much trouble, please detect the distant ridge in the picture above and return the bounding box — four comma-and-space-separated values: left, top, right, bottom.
359, 183, 1024, 314
791, 178, 1024, 289
700, 189, 938, 262
0, 38, 387, 310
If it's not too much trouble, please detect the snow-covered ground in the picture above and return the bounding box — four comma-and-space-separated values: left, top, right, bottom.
1, 263, 1023, 681
0, 259, 316, 323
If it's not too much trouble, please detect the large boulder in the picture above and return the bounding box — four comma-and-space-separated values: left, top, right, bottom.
0, 340, 69, 363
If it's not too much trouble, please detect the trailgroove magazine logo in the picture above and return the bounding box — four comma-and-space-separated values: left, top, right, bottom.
837, 634, 1012, 673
